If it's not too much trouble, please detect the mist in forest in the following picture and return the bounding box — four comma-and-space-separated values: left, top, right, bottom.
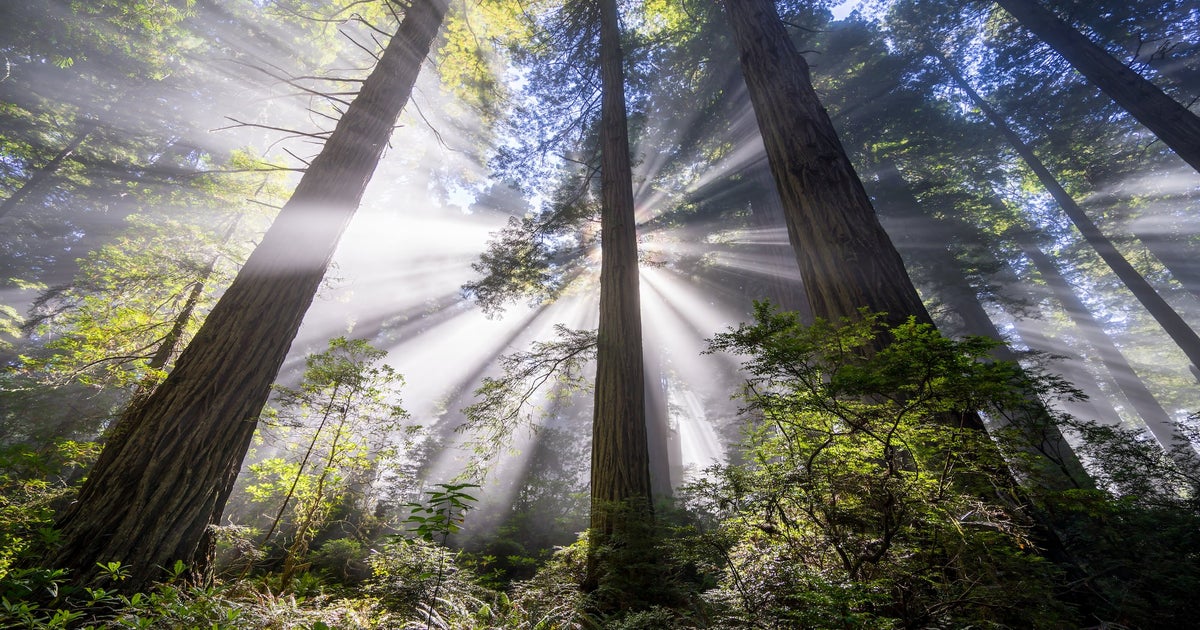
3, 2, 1200, 618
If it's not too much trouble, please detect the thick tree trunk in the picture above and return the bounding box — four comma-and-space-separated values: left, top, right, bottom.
45, 0, 447, 591
0, 122, 94, 219
723, 3, 1093, 600
586, 0, 653, 593
993, 0, 1200, 174
722, 0, 931, 335
935, 51, 1200, 375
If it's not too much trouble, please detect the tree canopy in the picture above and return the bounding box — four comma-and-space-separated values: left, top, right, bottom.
2, 0, 1199, 627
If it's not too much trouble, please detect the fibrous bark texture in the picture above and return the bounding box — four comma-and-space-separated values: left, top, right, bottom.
722, 0, 931, 335
47, 0, 448, 591
589, 0, 652, 537
586, 0, 653, 593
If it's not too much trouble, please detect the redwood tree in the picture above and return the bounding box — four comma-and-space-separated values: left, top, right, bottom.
933, 49, 1200, 378
586, 0, 654, 594
718, 2, 1093, 595
721, 0, 930, 334
46, 0, 449, 591
993, 0, 1200, 174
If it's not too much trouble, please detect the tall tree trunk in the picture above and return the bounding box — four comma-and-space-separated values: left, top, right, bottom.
872, 158, 1091, 489
1014, 232, 1185, 452
45, 0, 448, 592
1000, 280, 1129, 429
586, 0, 653, 593
993, 0, 1200, 174
0, 121, 95, 219
644, 348, 672, 500
722, 0, 930, 335
1032, 122, 1200, 305
1135, 231, 1200, 304
935, 51, 1200, 375
723, 3, 1093, 602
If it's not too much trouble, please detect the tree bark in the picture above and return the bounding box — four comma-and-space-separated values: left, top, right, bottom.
644, 348, 672, 500
935, 50, 1200, 375
994, 0, 1200, 174
45, 0, 448, 591
586, 0, 653, 592
721, 0, 931, 336
722, 3, 1093, 598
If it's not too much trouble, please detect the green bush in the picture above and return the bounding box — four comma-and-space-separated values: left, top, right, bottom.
689, 305, 1075, 628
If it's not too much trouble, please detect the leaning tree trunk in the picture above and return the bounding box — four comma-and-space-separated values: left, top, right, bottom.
993, 0, 1200, 174
45, 0, 448, 592
1014, 232, 1186, 452
586, 0, 654, 595
935, 51, 1200, 375
721, 2, 1097, 601
721, 0, 931, 336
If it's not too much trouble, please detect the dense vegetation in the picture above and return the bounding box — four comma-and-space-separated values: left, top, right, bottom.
2, 0, 1198, 627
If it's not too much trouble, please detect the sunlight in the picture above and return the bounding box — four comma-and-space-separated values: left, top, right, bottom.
6, 1, 1200, 624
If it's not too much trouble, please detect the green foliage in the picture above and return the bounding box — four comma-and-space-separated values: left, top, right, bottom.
308, 537, 370, 584
404, 483, 480, 542
394, 482, 480, 628
437, 0, 529, 123
690, 304, 1075, 628
1044, 419, 1200, 627
0, 441, 99, 579
367, 536, 491, 625
4, 152, 285, 442
241, 337, 412, 589
458, 325, 595, 481
21, 215, 233, 388
0, 304, 20, 350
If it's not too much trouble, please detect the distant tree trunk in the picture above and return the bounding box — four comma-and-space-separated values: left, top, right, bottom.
722, 4, 1097, 599
872, 158, 1091, 490
45, 0, 448, 592
721, 0, 930, 336
1032, 120, 1200, 304
586, 0, 654, 594
935, 51, 1200, 375
993, 0, 1200, 173
113, 219, 237, 430
0, 121, 95, 219
1001, 286, 1129, 427
1135, 231, 1200, 304
644, 348, 672, 500
146, 219, 240, 375
1014, 231, 1186, 451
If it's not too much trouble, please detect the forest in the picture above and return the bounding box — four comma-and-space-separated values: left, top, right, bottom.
1, 0, 1199, 627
